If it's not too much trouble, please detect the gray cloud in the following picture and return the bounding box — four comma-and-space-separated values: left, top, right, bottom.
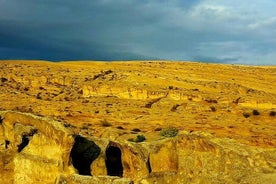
0, 0, 275, 65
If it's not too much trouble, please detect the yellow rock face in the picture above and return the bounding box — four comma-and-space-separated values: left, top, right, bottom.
149, 140, 178, 173
0, 60, 275, 183
0, 111, 75, 184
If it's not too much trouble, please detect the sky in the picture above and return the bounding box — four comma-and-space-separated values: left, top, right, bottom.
0, 0, 276, 65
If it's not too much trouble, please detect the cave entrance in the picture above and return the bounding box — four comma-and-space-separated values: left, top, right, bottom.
70, 135, 101, 175
105, 145, 123, 177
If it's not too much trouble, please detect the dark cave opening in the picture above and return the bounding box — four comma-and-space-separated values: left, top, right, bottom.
105, 146, 123, 177
18, 135, 29, 152
70, 135, 101, 175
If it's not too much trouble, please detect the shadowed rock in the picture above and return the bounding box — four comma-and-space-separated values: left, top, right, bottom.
70, 135, 100, 175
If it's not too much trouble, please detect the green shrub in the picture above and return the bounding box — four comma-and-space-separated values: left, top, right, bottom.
128, 134, 146, 143
160, 127, 179, 137
136, 135, 146, 142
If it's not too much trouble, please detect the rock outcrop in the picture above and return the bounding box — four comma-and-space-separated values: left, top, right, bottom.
0, 111, 75, 184
0, 111, 275, 183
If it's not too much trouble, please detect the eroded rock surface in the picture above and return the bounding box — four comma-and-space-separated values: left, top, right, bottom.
0, 111, 275, 184
0, 111, 75, 184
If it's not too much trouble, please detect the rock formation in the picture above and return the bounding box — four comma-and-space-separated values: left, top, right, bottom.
0, 111, 75, 183
0, 111, 275, 183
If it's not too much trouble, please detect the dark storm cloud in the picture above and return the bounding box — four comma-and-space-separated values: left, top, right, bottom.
0, 0, 275, 65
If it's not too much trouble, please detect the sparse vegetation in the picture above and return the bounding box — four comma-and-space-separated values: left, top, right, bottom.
100, 119, 112, 127
243, 112, 250, 118
128, 134, 146, 143
136, 135, 146, 142
252, 109, 260, 116
160, 127, 179, 137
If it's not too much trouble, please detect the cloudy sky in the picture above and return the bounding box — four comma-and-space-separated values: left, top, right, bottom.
0, 0, 276, 65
